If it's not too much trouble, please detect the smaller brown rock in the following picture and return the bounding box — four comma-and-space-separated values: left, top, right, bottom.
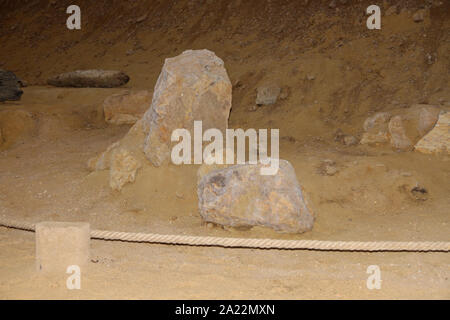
360, 112, 392, 145
343, 135, 358, 146
256, 84, 281, 105
48, 70, 130, 88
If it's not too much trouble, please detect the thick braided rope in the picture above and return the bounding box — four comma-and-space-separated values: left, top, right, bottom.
1, 217, 449, 252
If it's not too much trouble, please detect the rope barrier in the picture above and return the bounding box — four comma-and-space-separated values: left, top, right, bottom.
1, 217, 449, 252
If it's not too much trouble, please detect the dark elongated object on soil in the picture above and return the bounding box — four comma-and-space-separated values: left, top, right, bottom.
47, 70, 130, 88
0, 69, 23, 102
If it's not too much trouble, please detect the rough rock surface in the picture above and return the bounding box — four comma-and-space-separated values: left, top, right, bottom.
343, 135, 358, 146
418, 106, 441, 136
0, 69, 23, 102
47, 70, 129, 88
389, 115, 413, 151
142, 49, 232, 166
109, 148, 141, 191
103, 90, 151, 125
360, 112, 391, 145
256, 84, 281, 106
87, 119, 146, 172
415, 112, 449, 154
197, 160, 315, 233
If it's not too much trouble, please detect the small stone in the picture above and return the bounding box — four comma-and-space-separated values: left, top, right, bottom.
318, 159, 338, 176
360, 112, 392, 146
335, 129, 358, 146
363, 112, 391, 132
343, 135, 358, 146
360, 132, 389, 145
135, 13, 148, 23
329, 0, 336, 9
17, 79, 27, 88
248, 105, 258, 112
334, 128, 345, 142
47, 70, 130, 88
109, 148, 141, 191
256, 84, 281, 105
325, 165, 338, 176
410, 185, 428, 201
413, 9, 426, 22
175, 191, 184, 199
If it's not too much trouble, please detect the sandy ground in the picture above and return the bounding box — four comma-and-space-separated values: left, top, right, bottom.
0, 0, 449, 299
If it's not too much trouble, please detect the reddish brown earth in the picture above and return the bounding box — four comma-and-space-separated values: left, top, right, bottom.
0, 0, 449, 299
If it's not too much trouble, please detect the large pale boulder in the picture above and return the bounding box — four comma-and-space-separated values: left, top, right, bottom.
415, 111, 449, 154
103, 90, 151, 125
87, 50, 232, 190
47, 70, 129, 88
197, 160, 315, 234
142, 49, 232, 166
